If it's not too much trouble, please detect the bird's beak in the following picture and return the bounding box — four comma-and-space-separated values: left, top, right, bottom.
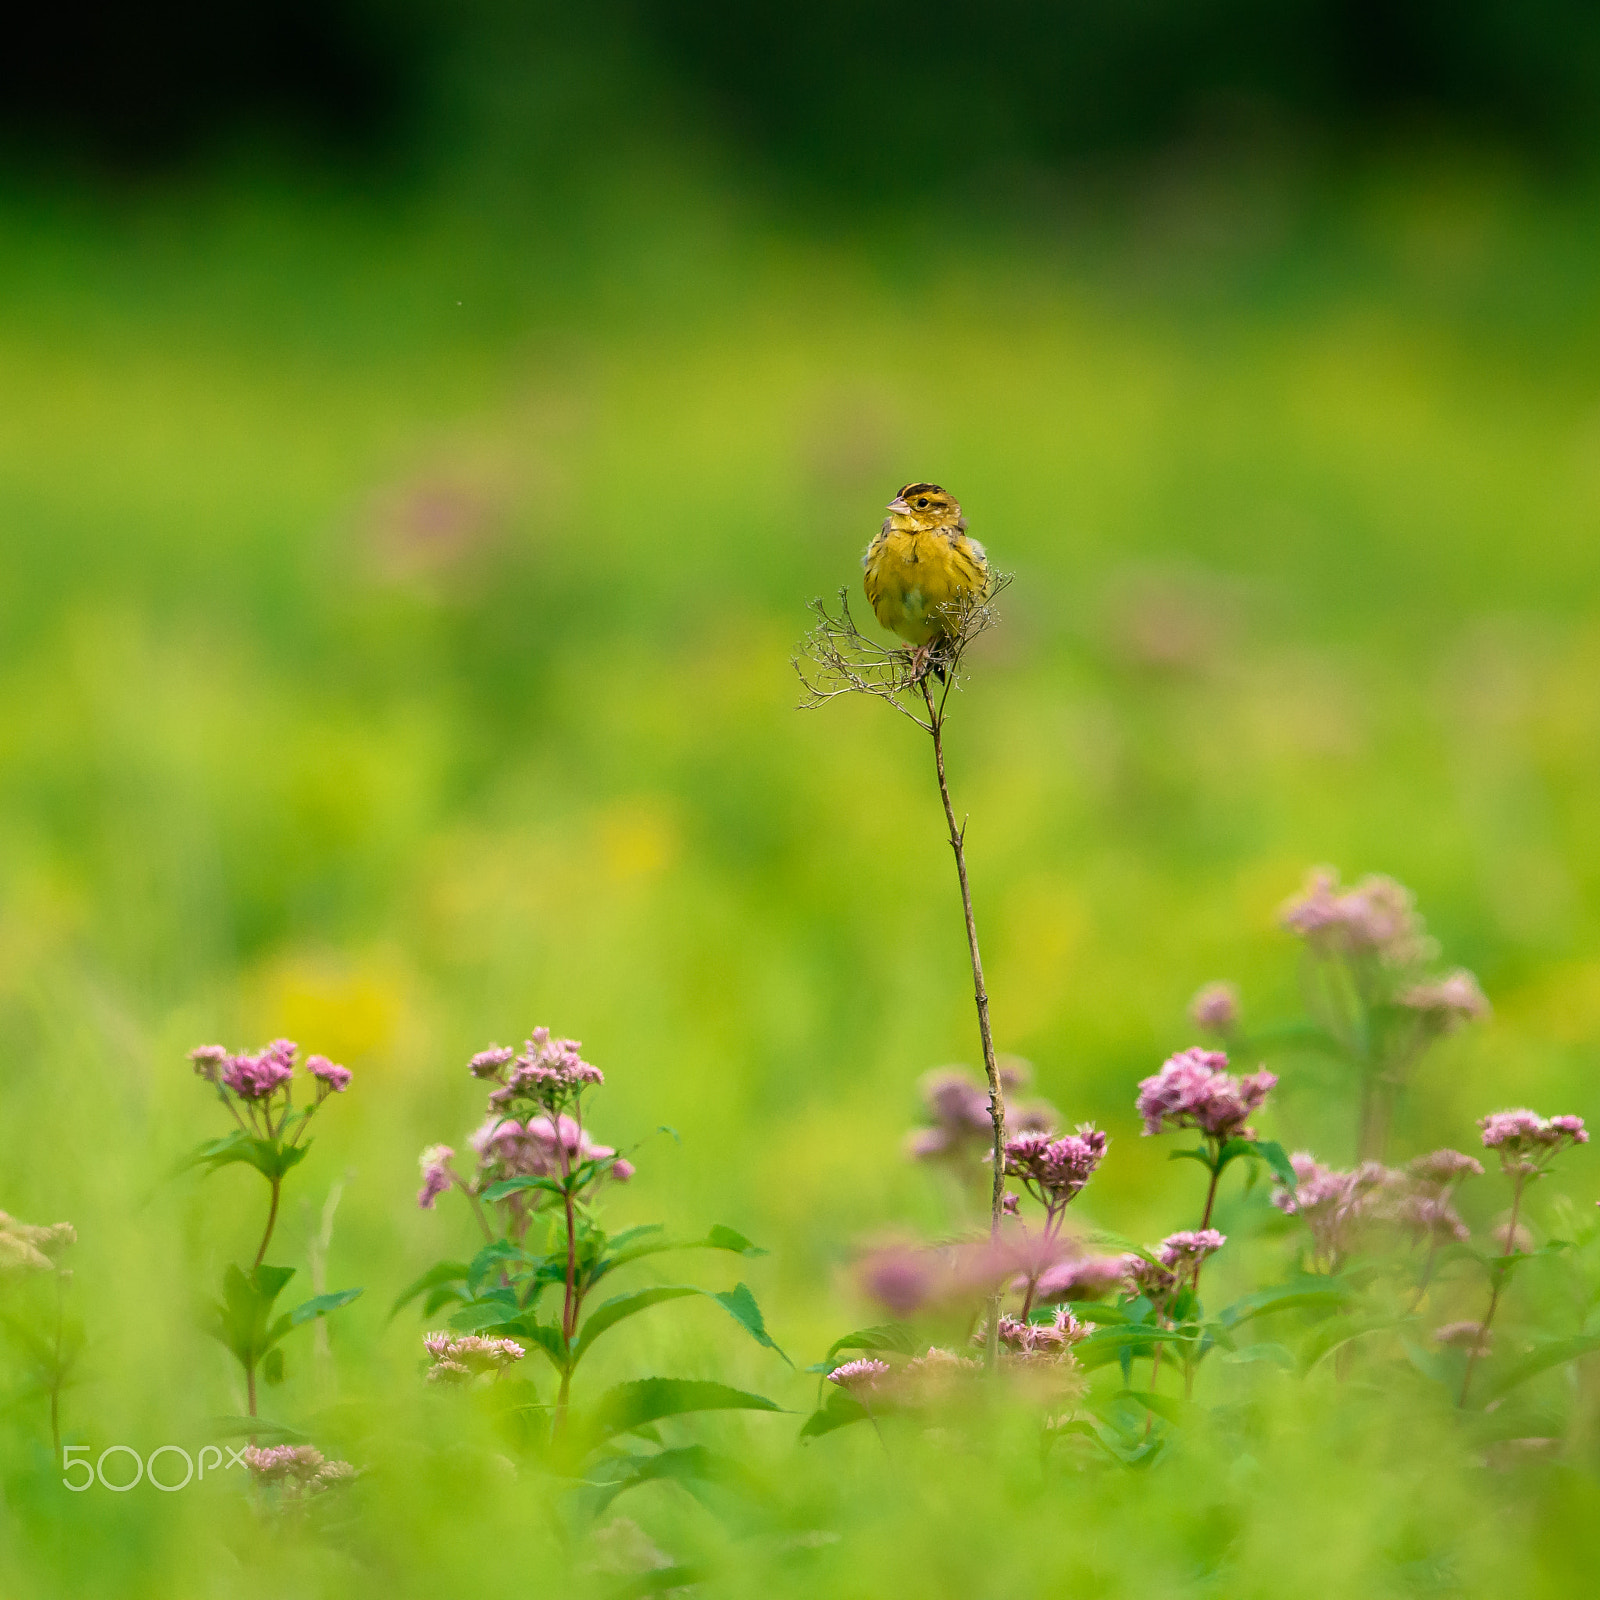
886, 497, 911, 514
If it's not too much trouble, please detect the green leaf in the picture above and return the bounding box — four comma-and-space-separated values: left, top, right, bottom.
481, 1176, 566, 1203
1075, 1326, 1189, 1372
205, 1414, 309, 1444
605, 1567, 706, 1600
1168, 1147, 1215, 1172
1221, 1342, 1297, 1370
798, 1386, 870, 1441
1248, 1139, 1299, 1190
704, 1225, 767, 1257
389, 1261, 470, 1320
1217, 1277, 1353, 1329
1214, 1137, 1257, 1173
590, 1224, 770, 1287
259, 1140, 313, 1180
1298, 1311, 1407, 1374
580, 1445, 735, 1515
513, 1321, 569, 1370
572, 1287, 702, 1364
466, 1240, 538, 1294
290, 1287, 362, 1326
249, 1264, 296, 1303
709, 1283, 791, 1366
820, 1323, 920, 1367
587, 1379, 783, 1439
449, 1293, 524, 1334
604, 1225, 667, 1256
210, 1264, 298, 1365
1474, 1332, 1600, 1408
179, 1131, 251, 1174
1120, 1389, 1206, 1427
261, 1348, 285, 1386
1403, 1337, 1456, 1388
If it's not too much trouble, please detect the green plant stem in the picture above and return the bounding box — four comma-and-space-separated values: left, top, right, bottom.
49, 1272, 63, 1457
920, 674, 1006, 1371
1459, 1170, 1527, 1407
1358, 1076, 1390, 1164
560, 1184, 578, 1343
247, 1362, 258, 1420
252, 1177, 282, 1271
1190, 1152, 1224, 1302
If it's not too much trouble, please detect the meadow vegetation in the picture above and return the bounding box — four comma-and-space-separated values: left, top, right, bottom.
4, 151, 1600, 1595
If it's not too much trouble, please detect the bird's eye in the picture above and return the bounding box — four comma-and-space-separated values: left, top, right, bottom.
916, 497, 929, 508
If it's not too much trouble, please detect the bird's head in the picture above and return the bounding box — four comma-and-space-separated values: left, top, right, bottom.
886, 482, 961, 531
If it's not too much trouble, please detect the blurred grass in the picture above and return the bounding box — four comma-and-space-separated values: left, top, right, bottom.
4, 151, 1600, 1594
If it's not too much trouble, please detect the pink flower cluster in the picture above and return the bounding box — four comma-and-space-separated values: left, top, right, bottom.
1136, 1048, 1276, 1141
1271, 1153, 1394, 1266
1157, 1229, 1227, 1271
1033, 1253, 1129, 1304
471, 1112, 633, 1184
1480, 1109, 1588, 1155
241, 1444, 356, 1493
417, 1031, 633, 1217
189, 1038, 352, 1102
224, 1040, 296, 1100
906, 1062, 1055, 1164
423, 1331, 526, 1381
991, 1307, 1094, 1358
1397, 971, 1490, 1031
1121, 1230, 1227, 1309
417, 1144, 457, 1209
1002, 1125, 1107, 1211
478, 1028, 604, 1111
1279, 868, 1433, 964
827, 1357, 890, 1395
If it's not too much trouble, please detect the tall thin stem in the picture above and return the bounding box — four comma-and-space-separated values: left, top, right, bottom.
252, 1177, 282, 1271
1459, 1171, 1527, 1407
921, 676, 1006, 1367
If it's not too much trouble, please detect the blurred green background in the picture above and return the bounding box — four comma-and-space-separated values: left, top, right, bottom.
6, 5, 1600, 1595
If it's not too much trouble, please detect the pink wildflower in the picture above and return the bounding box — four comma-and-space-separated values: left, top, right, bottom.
828, 1358, 890, 1395
856, 1243, 943, 1318
1002, 1124, 1107, 1208
307, 1054, 352, 1093
189, 1045, 227, 1083
1157, 1229, 1226, 1271
1480, 1109, 1588, 1173
221, 1040, 297, 1100
1188, 982, 1240, 1034
1033, 1254, 1129, 1304
1397, 970, 1490, 1031
1136, 1048, 1276, 1140
1408, 1149, 1485, 1188
469, 1046, 516, 1079
1280, 868, 1433, 964
1433, 1320, 1492, 1356
1272, 1152, 1395, 1266
417, 1145, 455, 1210
422, 1332, 526, 1378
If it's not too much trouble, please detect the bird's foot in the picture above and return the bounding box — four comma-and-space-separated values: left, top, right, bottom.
905, 644, 935, 684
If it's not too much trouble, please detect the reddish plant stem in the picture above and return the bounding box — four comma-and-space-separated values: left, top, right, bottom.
1459, 1170, 1527, 1407
252, 1177, 282, 1271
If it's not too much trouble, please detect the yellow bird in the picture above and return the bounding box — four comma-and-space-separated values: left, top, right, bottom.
862, 482, 989, 651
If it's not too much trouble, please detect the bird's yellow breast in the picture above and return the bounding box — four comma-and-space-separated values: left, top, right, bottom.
862, 527, 988, 646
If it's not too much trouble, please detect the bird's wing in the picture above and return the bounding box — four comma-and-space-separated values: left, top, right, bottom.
963, 535, 989, 569
861, 524, 889, 570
